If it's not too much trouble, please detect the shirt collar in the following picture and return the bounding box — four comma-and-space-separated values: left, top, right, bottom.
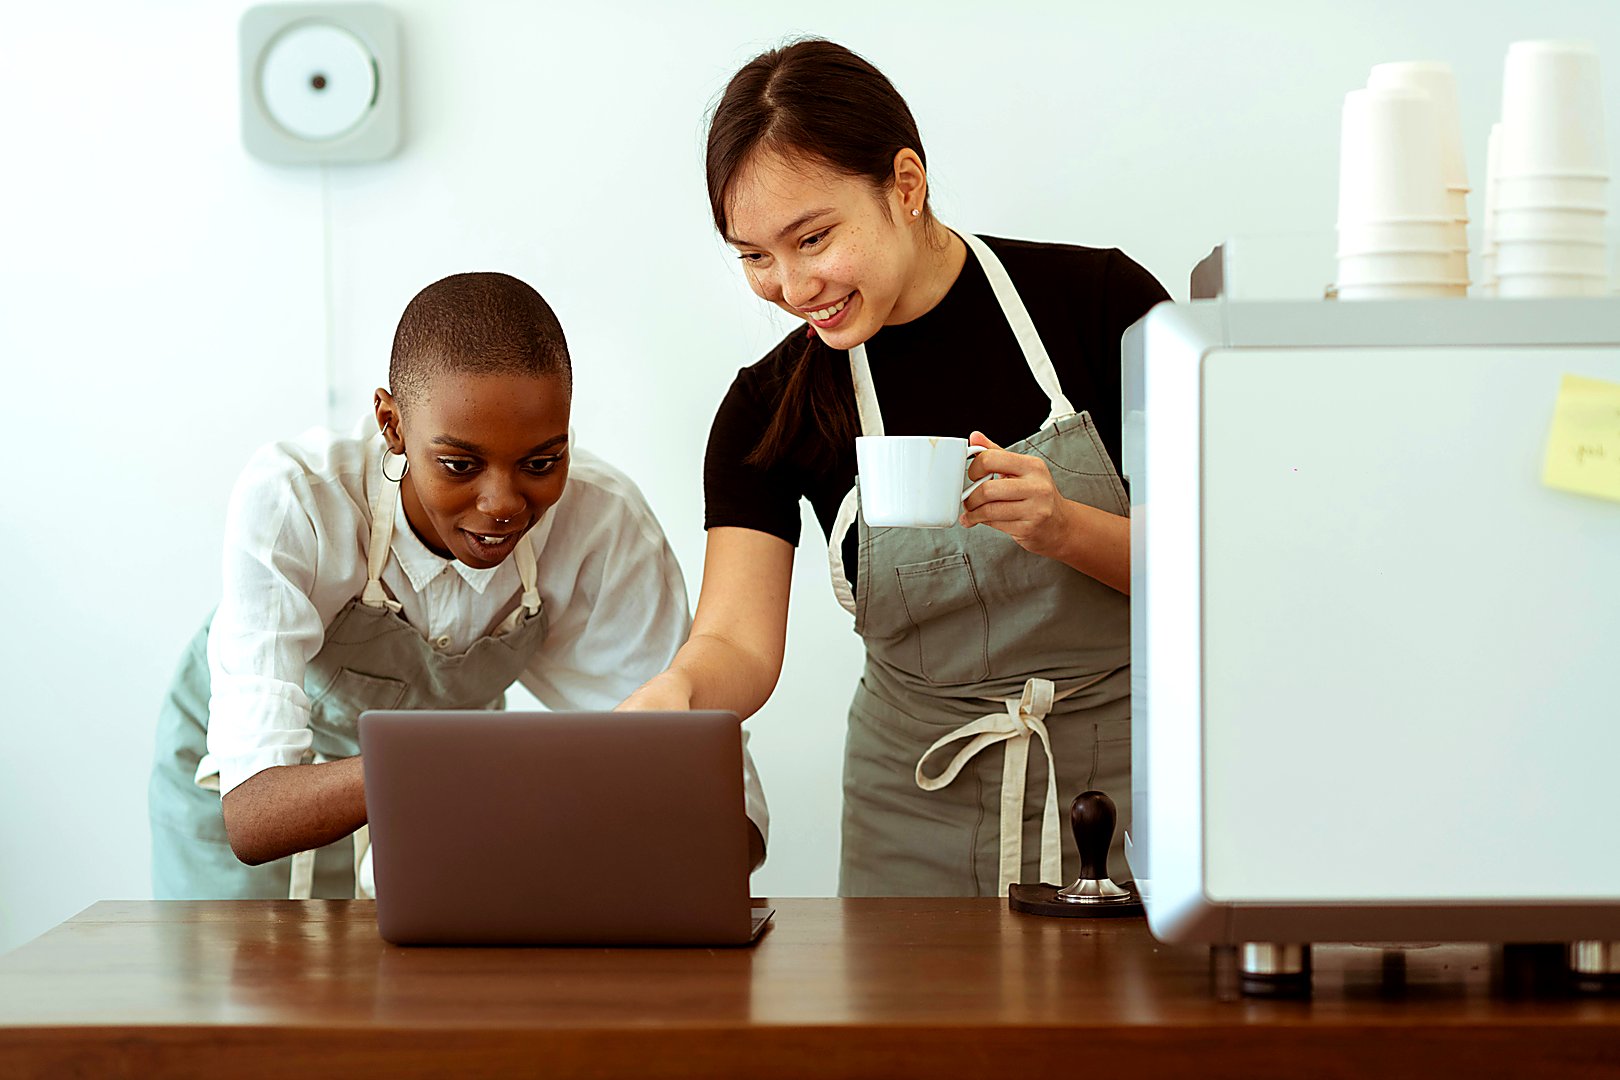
387, 483, 513, 596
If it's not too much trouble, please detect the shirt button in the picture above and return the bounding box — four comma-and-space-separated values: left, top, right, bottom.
433, 635, 451, 650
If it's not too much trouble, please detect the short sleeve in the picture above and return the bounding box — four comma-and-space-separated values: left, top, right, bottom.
1103, 248, 1172, 343
703, 367, 802, 546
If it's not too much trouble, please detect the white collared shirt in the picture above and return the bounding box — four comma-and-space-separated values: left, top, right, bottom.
201, 426, 768, 840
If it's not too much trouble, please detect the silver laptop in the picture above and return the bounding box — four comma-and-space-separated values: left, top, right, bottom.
358, 709, 773, 946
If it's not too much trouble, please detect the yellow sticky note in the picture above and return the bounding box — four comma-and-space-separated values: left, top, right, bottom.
1543, 373, 1620, 503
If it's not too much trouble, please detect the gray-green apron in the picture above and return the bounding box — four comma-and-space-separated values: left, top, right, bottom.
830, 231, 1133, 898
149, 439, 548, 899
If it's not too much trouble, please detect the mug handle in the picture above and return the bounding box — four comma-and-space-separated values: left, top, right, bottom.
961, 444, 996, 503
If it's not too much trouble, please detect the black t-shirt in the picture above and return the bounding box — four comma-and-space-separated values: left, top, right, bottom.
704, 234, 1171, 572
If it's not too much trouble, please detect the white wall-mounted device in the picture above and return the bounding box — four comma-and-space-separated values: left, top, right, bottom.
240, 3, 401, 165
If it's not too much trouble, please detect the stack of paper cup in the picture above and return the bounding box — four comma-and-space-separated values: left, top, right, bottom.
1495, 40, 1610, 298
1480, 123, 1503, 295
1367, 62, 1471, 287
1336, 86, 1462, 300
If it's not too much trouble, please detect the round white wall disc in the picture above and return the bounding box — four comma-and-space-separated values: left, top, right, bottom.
259, 22, 377, 141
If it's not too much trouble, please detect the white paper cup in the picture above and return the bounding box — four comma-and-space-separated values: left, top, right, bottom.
1337, 218, 1453, 251
1369, 61, 1470, 191
1335, 244, 1453, 258
1338, 87, 1450, 225
1336, 250, 1456, 284
1494, 239, 1609, 276
1494, 174, 1609, 211
1337, 282, 1467, 300
1447, 248, 1470, 284
1496, 272, 1609, 298
1446, 216, 1470, 275
1494, 206, 1608, 244
856, 436, 989, 529
1483, 123, 1503, 255
1501, 40, 1608, 178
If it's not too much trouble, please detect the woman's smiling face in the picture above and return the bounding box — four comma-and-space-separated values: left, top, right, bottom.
723, 150, 923, 350
376, 370, 571, 569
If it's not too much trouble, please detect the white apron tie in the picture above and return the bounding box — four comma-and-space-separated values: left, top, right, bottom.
915, 677, 1083, 897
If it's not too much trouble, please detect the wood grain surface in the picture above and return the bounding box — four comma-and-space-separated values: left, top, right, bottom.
0, 899, 1617, 1078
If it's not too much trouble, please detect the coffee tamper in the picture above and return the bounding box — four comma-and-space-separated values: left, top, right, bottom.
1008, 791, 1143, 918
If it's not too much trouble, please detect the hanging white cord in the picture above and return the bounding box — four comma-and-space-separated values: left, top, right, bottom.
320, 162, 340, 429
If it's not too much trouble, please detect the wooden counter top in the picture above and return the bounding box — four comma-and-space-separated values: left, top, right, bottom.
1, 899, 1617, 1078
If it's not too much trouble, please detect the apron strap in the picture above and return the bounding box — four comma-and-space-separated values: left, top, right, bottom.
286, 829, 372, 900
914, 677, 1078, 896
363, 438, 405, 613
495, 539, 543, 634
353, 825, 373, 899
288, 849, 316, 900
827, 343, 868, 612
957, 233, 1077, 426
827, 486, 861, 616
847, 345, 886, 437
515, 535, 540, 616
846, 234, 1076, 436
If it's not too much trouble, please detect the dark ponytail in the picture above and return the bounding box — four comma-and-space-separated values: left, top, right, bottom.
705, 39, 934, 468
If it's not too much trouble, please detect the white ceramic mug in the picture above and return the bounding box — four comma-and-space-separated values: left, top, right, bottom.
856, 435, 990, 528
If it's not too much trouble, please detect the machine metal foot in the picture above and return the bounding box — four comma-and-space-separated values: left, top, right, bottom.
1238, 942, 1312, 998
1570, 941, 1620, 996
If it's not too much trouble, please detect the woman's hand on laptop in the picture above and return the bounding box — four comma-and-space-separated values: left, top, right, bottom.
616, 670, 694, 711
618, 670, 767, 873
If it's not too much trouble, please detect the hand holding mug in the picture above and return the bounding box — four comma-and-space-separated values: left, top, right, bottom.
959, 431, 1077, 560
855, 435, 992, 529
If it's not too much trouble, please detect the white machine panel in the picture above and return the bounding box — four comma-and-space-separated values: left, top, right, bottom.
1203, 346, 1620, 902
1123, 299, 1620, 944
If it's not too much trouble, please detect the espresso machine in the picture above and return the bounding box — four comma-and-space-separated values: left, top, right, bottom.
1120, 293, 1620, 996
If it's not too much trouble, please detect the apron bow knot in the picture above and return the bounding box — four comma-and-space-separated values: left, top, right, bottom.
1008, 677, 1056, 734
914, 677, 1066, 896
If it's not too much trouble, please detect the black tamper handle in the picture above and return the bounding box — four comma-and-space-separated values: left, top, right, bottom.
1071, 791, 1116, 882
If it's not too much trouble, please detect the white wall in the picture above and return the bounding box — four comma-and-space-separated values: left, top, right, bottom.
3, 0, 1617, 954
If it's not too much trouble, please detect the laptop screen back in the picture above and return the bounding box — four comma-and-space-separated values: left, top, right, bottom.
359, 710, 752, 945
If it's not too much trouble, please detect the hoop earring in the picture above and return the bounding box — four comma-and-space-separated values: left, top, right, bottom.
381, 446, 409, 483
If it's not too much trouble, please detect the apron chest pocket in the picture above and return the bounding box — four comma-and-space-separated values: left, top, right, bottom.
307, 668, 409, 759
310, 667, 409, 713
894, 554, 991, 686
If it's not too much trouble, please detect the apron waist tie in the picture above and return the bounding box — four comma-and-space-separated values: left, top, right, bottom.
914, 677, 1079, 897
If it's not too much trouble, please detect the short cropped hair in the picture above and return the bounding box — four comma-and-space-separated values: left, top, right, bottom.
389, 272, 572, 412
